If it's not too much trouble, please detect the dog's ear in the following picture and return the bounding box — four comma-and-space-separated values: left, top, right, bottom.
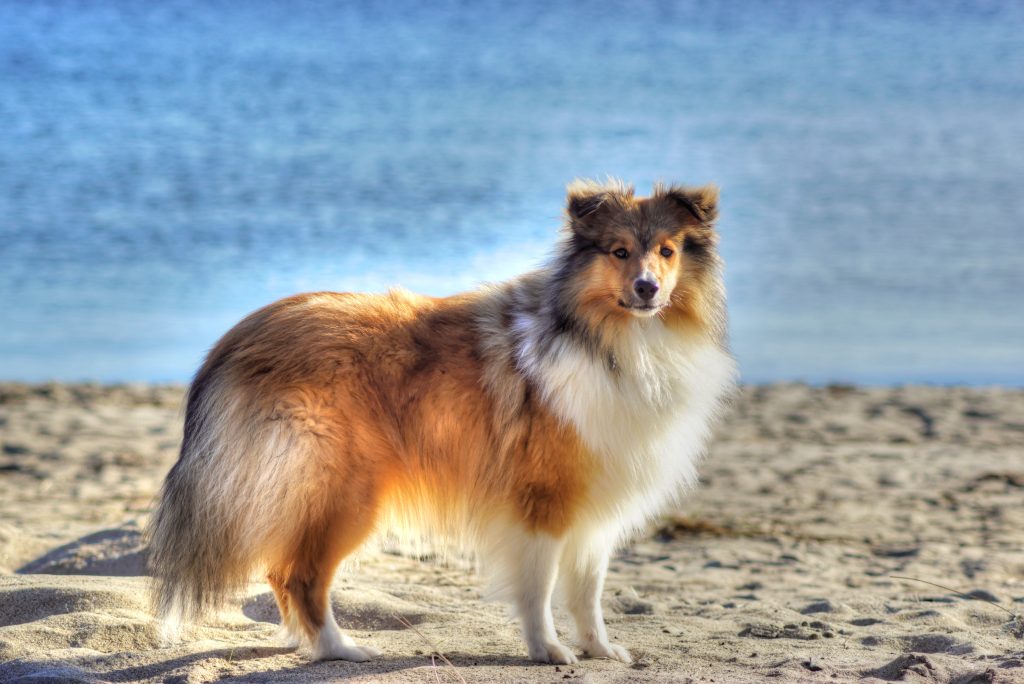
659, 184, 720, 227
567, 189, 607, 223
565, 178, 632, 238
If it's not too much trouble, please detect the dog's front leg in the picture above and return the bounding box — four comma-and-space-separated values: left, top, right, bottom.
560, 539, 632, 663
512, 533, 577, 664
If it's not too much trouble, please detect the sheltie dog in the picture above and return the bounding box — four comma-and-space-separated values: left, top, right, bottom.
146, 179, 736, 665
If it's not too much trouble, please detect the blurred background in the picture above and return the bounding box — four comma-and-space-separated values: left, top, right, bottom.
1, 0, 1021, 385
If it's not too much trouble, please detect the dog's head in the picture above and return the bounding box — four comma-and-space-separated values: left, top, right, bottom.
562, 179, 720, 325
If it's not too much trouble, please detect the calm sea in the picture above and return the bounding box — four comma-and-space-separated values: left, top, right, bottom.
1, 1, 1022, 384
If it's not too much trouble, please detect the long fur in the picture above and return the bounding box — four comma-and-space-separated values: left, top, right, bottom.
146, 179, 737, 664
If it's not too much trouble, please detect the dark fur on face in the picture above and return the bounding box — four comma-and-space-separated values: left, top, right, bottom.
524, 179, 725, 362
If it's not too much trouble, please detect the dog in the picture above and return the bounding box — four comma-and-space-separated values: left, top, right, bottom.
146, 178, 736, 664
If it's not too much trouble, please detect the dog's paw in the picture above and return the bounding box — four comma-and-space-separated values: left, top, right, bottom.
311, 630, 381, 662
583, 640, 632, 663
529, 641, 578, 665
312, 642, 376, 662
273, 625, 302, 649
357, 645, 383, 659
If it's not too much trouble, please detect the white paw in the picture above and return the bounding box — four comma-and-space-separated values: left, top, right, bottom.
312, 642, 375, 662
358, 645, 383, 659
529, 641, 578, 664
583, 640, 632, 663
311, 630, 381, 662
274, 625, 301, 649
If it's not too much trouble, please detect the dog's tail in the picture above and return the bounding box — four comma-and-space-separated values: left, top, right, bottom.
145, 354, 311, 636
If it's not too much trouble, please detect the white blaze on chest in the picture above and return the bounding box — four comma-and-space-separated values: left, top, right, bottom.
515, 315, 736, 528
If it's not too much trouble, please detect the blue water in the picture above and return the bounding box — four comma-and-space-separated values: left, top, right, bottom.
1, 1, 1022, 385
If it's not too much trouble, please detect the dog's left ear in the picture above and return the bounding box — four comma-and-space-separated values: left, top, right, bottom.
659, 184, 720, 227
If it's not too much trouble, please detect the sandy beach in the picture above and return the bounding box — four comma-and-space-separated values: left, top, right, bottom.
1, 382, 1022, 683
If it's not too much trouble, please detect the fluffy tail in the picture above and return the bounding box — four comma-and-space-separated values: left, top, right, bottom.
145, 366, 240, 632
145, 364, 307, 634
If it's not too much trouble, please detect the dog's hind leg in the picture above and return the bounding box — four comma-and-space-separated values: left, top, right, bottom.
275, 500, 382, 661
560, 536, 631, 663
266, 571, 301, 648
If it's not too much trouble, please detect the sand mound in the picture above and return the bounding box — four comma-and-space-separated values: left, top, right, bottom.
18, 524, 147, 577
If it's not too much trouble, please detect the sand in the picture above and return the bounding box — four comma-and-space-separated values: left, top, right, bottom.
1, 382, 1022, 683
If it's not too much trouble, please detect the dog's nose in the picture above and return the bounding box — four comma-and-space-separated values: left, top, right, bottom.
633, 279, 659, 301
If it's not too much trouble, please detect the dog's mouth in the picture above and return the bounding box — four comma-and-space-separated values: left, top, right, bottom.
617, 300, 664, 315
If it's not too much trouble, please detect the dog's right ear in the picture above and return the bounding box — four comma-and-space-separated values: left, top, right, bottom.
565, 179, 631, 238
566, 181, 608, 232
567, 189, 606, 222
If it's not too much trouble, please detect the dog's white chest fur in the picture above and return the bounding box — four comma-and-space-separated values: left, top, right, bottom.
516, 316, 736, 535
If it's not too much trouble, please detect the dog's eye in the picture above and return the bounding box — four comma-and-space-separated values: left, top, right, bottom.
660, 246, 674, 258
613, 248, 629, 259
